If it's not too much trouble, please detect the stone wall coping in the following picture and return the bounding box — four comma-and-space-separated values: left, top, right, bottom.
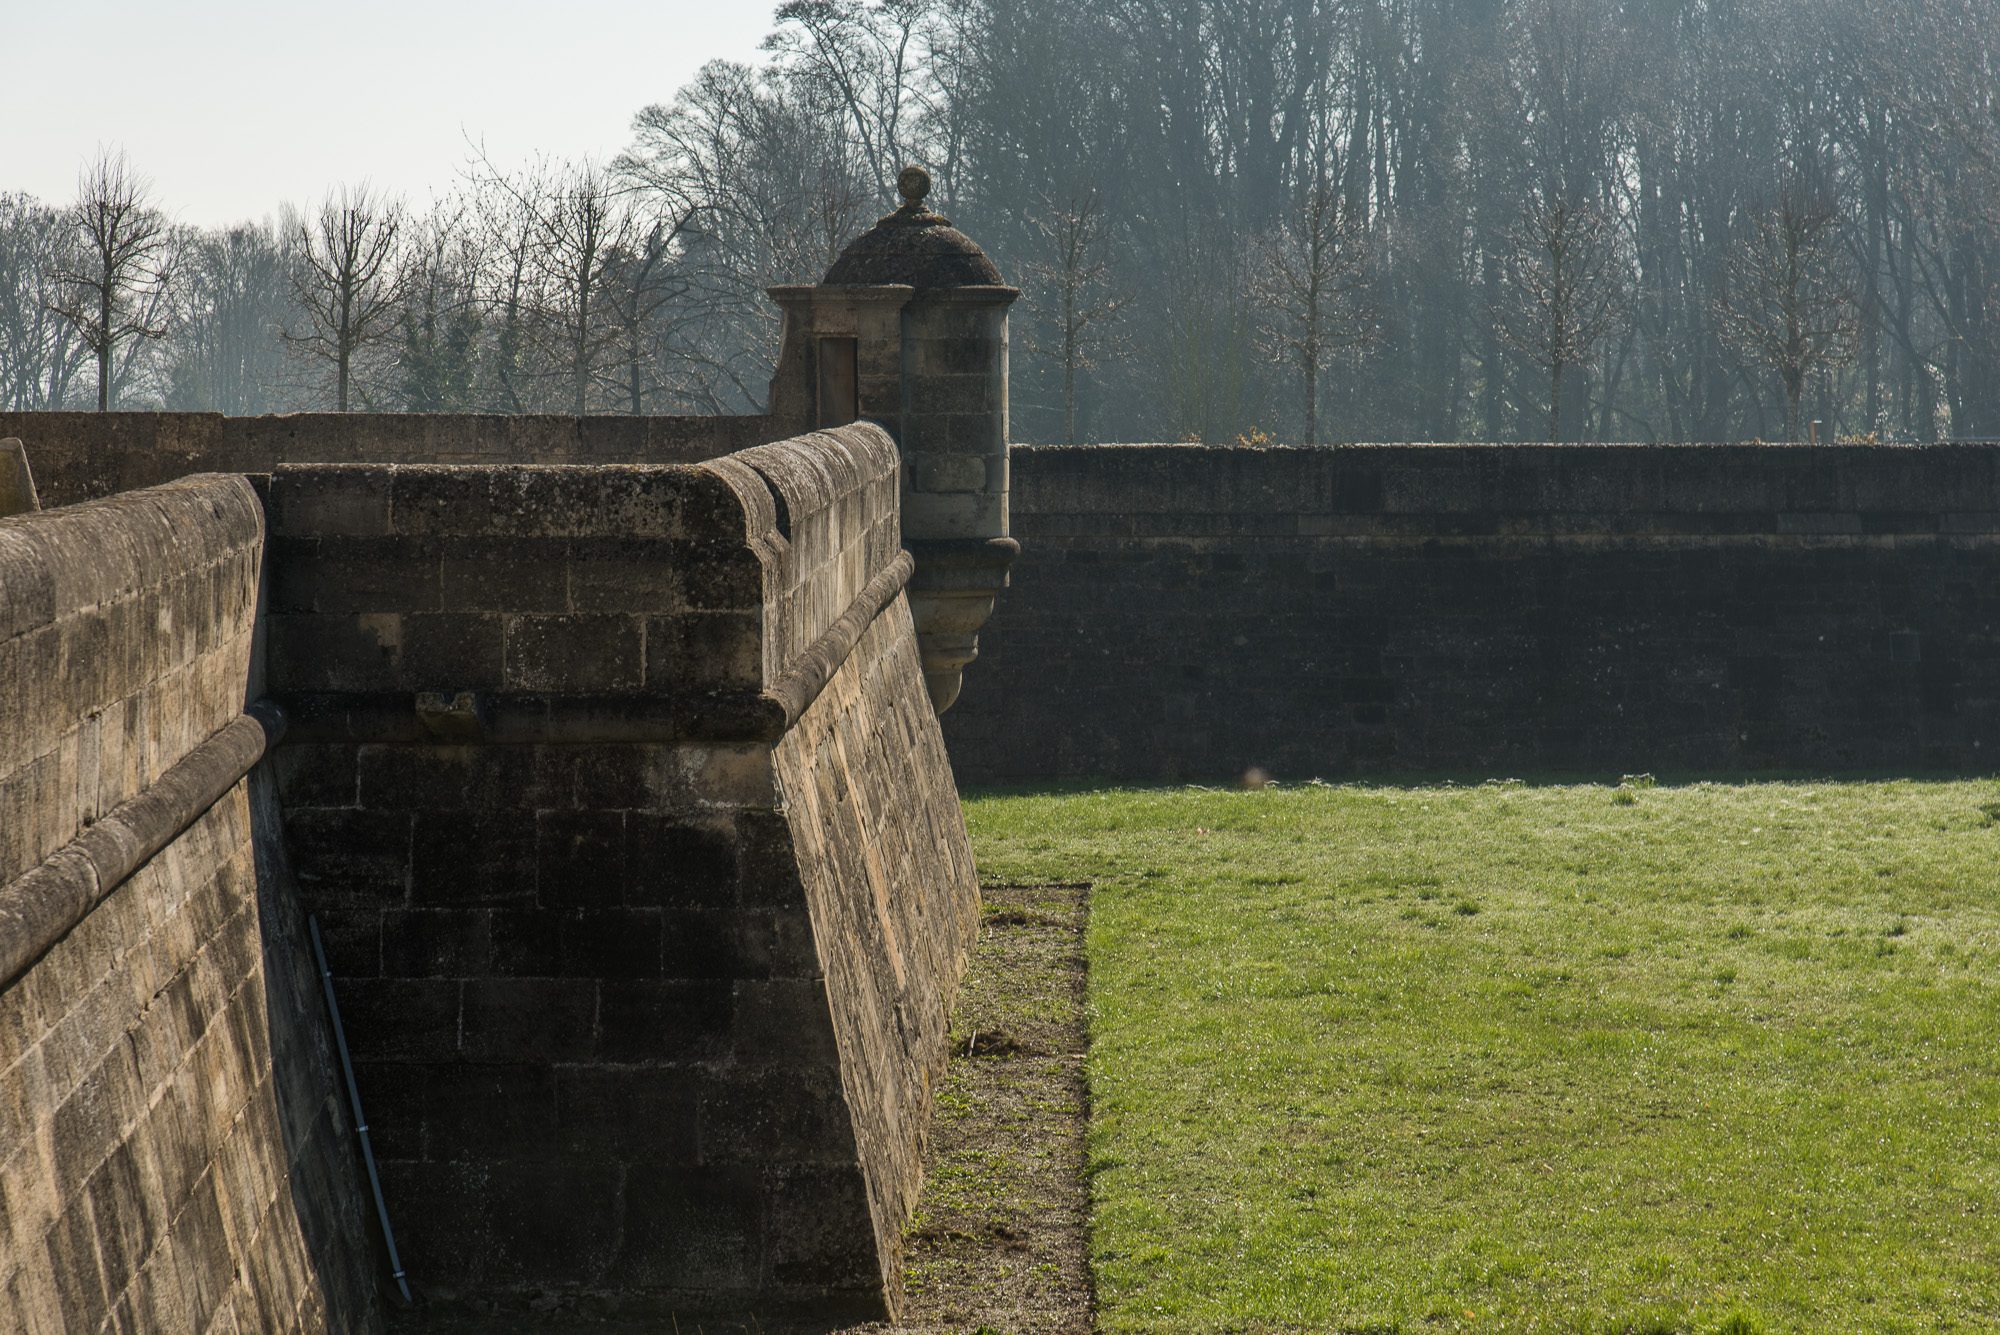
0, 411, 776, 509
1015, 441, 1988, 451
728, 422, 903, 532
266, 423, 910, 740
1005, 441, 2000, 519
0, 471, 262, 641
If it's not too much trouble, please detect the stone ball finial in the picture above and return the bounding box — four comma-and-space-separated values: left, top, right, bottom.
898, 165, 931, 205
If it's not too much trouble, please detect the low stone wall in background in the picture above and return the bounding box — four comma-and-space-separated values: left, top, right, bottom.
942, 442, 2000, 782
0, 411, 779, 509
0, 476, 379, 1335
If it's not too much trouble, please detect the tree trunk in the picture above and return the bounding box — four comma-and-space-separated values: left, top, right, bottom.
1063, 282, 1078, 446
97, 278, 111, 411
1549, 361, 1564, 444
1481, 251, 1503, 440
1599, 330, 1634, 439
1063, 329, 1077, 446
1304, 356, 1318, 447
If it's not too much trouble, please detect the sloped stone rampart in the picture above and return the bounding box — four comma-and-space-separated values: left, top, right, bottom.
0, 476, 379, 1334
265, 423, 979, 1321
773, 606, 980, 1296
943, 442, 2000, 780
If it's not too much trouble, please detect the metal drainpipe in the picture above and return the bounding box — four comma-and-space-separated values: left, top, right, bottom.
309, 915, 414, 1304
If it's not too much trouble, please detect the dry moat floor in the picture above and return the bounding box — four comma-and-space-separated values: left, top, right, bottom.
839, 881, 1096, 1335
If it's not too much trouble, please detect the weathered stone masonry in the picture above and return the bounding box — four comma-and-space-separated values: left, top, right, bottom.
265, 425, 978, 1321
0, 477, 380, 1335
943, 442, 2000, 782
1, 423, 989, 1330
10, 164, 2000, 1333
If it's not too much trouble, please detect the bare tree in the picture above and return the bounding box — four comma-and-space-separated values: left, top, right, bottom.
532, 162, 621, 416
1159, 223, 1262, 446
472, 185, 538, 413
1020, 189, 1132, 445
396, 200, 485, 412
1714, 186, 1857, 441
1496, 195, 1624, 442
47, 152, 175, 411
599, 220, 688, 414
0, 194, 91, 410
165, 220, 290, 413
287, 183, 406, 411
468, 155, 642, 416
1252, 178, 1373, 445
620, 59, 873, 412
765, 0, 944, 204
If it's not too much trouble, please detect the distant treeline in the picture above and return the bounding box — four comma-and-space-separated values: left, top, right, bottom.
4, 0, 1997, 443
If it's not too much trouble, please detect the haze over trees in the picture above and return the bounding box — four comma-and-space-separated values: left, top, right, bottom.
2, 0, 1997, 443
46, 153, 174, 412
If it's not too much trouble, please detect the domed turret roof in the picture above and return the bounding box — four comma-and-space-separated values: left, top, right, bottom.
822, 166, 1008, 288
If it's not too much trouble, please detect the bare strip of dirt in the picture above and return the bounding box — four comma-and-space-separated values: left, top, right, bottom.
840, 881, 1094, 1335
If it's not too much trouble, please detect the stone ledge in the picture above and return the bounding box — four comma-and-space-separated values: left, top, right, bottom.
0, 709, 281, 985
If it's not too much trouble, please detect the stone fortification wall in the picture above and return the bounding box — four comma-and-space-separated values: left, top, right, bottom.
265, 423, 978, 1321
943, 443, 2000, 781
738, 436, 982, 1295
0, 411, 775, 510
0, 477, 379, 1333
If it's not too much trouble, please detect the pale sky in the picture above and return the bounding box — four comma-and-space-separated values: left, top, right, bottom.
8, 1, 780, 229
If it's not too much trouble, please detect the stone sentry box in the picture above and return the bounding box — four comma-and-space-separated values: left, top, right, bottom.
769, 166, 1021, 712
263, 424, 980, 1321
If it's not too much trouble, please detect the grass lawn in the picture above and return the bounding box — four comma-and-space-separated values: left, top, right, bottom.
962, 778, 2000, 1335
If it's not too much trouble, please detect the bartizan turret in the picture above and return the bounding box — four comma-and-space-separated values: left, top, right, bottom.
768, 166, 1020, 712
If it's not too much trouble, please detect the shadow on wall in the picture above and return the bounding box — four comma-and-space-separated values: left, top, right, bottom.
941, 442, 2000, 783
251, 765, 396, 1331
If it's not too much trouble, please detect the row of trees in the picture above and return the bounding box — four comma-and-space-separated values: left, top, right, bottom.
0, 151, 739, 417
950, 0, 2000, 443
4, 0, 1998, 441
